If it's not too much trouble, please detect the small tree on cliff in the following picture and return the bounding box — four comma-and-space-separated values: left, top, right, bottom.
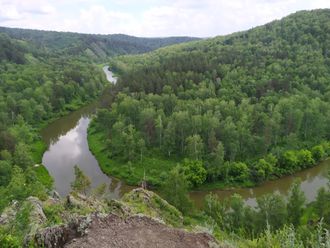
71, 165, 91, 195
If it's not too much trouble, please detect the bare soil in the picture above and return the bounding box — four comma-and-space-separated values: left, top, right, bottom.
65, 214, 219, 248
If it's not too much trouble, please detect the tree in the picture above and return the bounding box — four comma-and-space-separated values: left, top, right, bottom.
185, 134, 204, 160
163, 121, 176, 157
161, 166, 192, 214
228, 194, 245, 231
256, 193, 287, 231
287, 180, 305, 227
207, 141, 225, 181
204, 193, 227, 229
137, 138, 146, 162
181, 159, 207, 187
311, 145, 325, 162
71, 165, 91, 195
296, 149, 314, 168
0, 160, 11, 186
280, 150, 298, 173
13, 142, 33, 169
314, 187, 330, 223
92, 183, 107, 198
253, 158, 273, 183
228, 162, 250, 182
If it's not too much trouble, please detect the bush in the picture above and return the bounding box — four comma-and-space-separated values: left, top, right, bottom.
311, 145, 325, 162
296, 149, 314, 168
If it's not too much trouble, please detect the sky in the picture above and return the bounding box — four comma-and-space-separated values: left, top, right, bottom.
0, 0, 329, 37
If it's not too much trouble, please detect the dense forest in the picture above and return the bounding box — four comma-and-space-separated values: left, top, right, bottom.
0, 27, 198, 245
1, 8, 330, 247
91, 9, 330, 188
0, 26, 199, 61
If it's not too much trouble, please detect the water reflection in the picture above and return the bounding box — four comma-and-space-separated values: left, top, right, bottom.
190, 159, 330, 208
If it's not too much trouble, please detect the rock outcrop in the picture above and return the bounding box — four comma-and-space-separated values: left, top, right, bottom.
22, 188, 220, 247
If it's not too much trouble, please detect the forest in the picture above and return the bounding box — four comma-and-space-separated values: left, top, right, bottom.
0, 26, 199, 61
0, 8, 330, 248
90, 9, 330, 188
0, 29, 195, 223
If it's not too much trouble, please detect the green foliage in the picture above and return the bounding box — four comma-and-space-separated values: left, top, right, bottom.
287, 180, 306, 227
185, 134, 204, 160
161, 166, 192, 214
256, 193, 287, 231
0, 160, 12, 186
13, 143, 33, 170
34, 165, 53, 190
92, 183, 107, 198
296, 150, 315, 168
311, 145, 325, 162
180, 159, 207, 187
0, 27, 198, 61
43, 203, 65, 225
90, 9, 330, 188
71, 165, 91, 195
122, 189, 183, 227
253, 158, 273, 183
227, 162, 250, 183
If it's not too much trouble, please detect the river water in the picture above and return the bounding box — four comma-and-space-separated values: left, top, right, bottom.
41, 66, 330, 207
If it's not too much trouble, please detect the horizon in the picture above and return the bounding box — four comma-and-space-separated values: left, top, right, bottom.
0, 1, 329, 38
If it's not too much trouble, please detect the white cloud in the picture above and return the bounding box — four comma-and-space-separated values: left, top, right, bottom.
0, 0, 329, 36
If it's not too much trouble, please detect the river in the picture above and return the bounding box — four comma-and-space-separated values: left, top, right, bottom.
41, 66, 330, 207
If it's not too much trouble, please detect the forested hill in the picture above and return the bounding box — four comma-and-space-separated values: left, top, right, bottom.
0, 26, 199, 61
93, 9, 330, 187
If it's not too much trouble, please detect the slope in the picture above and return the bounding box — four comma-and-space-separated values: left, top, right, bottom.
90, 9, 330, 188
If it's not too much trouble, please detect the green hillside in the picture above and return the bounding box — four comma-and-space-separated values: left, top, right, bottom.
0, 26, 199, 61
91, 9, 330, 187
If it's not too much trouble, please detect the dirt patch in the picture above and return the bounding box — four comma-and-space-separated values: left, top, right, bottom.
65, 214, 219, 248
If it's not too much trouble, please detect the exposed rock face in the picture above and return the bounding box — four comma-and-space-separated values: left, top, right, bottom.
27, 215, 93, 248
0, 200, 19, 225
24, 189, 220, 248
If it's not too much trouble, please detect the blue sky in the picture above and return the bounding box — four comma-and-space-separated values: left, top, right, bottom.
0, 0, 329, 37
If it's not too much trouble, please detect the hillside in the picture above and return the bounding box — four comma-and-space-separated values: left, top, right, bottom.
0, 25, 198, 247
0, 26, 199, 61
91, 9, 330, 186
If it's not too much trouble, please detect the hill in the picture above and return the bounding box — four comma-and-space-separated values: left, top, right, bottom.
0, 24, 198, 239
91, 9, 330, 186
0, 26, 199, 61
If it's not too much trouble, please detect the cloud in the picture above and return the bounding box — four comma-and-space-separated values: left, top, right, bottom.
0, 0, 329, 37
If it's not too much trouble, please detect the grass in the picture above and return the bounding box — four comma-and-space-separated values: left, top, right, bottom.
122, 189, 183, 227
87, 121, 179, 186
34, 165, 53, 190
30, 140, 47, 164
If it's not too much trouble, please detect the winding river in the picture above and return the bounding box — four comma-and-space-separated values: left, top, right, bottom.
41, 66, 330, 207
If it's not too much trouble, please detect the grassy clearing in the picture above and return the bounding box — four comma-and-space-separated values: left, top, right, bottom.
87, 121, 179, 186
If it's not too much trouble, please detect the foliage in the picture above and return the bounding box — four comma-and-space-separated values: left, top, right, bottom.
160, 166, 192, 214
91, 9, 330, 188
287, 180, 306, 227
71, 165, 91, 195
180, 159, 207, 187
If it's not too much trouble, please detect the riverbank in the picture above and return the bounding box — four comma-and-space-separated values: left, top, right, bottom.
31, 66, 109, 190
88, 116, 330, 195
87, 117, 330, 195
87, 120, 179, 186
